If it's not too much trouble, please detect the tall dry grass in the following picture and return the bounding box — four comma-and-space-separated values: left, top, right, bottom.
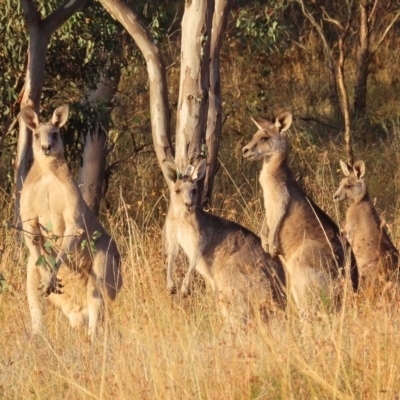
2, 16, 400, 400
1, 142, 400, 399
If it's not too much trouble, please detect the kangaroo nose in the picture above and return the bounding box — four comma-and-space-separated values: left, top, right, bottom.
333, 193, 339, 202
242, 147, 248, 155
42, 144, 51, 155
184, 202, 192, 211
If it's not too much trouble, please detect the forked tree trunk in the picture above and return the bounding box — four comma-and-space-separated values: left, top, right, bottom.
99, 0, 229, 204
203, 0, 231, 208
77, 66, 121, 215
15, 0, 87, 224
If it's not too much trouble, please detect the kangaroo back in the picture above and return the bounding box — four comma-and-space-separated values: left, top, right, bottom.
242, 112, 357, 316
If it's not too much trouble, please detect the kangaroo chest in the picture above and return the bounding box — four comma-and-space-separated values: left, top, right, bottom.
176, 222, 201, 261
259, 168, 288, 222
22, 171, 77, 237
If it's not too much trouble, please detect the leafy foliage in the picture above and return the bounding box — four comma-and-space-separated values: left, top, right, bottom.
233, 1, 289, 53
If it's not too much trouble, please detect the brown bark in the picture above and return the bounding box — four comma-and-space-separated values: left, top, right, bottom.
98, 0, 174, 184
202, 0, 231, 208
77, 65, 121, 215
174, 0, 213, 206
15, 0, 87, 223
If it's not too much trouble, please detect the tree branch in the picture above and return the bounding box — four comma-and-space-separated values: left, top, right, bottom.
98, 0, 174, 182
368, 0, 378, 22
321, 6, 344, 30
42, 0, 88, 37
372, 9, 400, 54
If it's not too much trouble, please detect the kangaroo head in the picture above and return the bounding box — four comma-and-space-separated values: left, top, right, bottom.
333, 160, 366, 202
242, 111, 292, 161
21, 105, 69, 161
164, 159, 207, 213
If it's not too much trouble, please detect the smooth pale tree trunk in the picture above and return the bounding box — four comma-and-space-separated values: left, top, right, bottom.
77, 66, 121, 215
15, 0, 87, 224
99, 0, 229, 205
174, 0, 213, 177
98, 0, 174, 184
203, 0, 231, 208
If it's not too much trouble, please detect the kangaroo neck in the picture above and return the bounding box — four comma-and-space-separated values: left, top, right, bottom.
353, 190, 370, 205
262, 153, 288, 174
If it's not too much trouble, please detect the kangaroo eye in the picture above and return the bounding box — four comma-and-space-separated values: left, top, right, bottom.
344, 185, 351, 189
34, 134, 39, 139
261, 137, 269, 142
192, 188, 197, 194
175, 189, 181, 195
52, 132, 58, 139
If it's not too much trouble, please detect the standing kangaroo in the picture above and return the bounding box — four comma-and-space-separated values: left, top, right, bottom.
20, 105, 122, 343
242, 111, 358, 314
163, 159, 286, 323
333, 160, 398, 284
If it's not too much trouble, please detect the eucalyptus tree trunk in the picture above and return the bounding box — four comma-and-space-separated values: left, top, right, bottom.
203, 0, 231, 208
174, 0, 213, 174
99, 0, 230, 205
15, 0, 87, 223
77, 65, 121, 215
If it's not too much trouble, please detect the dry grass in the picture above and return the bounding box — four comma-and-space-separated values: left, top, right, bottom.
2, 17, 400, 400
2, 157, 400, 399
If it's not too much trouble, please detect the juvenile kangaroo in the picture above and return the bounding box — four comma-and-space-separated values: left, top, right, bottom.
20, 105, 122, 343
163, 159, 286, 323
333, 160, 398, 284
242, 111, 358, 315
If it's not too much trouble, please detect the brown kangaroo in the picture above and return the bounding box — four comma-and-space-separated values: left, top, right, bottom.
333, 159, 398, 285
163, 159, 286, 324
20, 105, 122, 342
242, 111, 358, 315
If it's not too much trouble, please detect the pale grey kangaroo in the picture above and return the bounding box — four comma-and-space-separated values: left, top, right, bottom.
333, 160, 398, 285
20, 105, 122, 342
163, 159, 286, 323
242, 111, 358, 315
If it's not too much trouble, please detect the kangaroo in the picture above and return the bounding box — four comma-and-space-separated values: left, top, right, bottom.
20, 105, 122, 343
333, 160, 398, 285
242, 111, 358, 315
163, 159, 286, 324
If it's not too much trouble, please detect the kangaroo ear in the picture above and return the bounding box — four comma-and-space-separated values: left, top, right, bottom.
164, 161, 179, 184
191, 159, 207, 182
339, 160, 351, 176
51, 105, 69, 128
275, 111, 292, 133
21, 108, 39, 131
250, 116, 275, 131
353, 160, 365, 180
